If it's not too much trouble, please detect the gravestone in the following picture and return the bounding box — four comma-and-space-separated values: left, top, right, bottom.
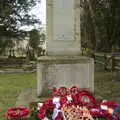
37, 0, 94, 96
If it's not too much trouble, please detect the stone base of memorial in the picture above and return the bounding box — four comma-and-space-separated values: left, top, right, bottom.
37, 56, 94, 97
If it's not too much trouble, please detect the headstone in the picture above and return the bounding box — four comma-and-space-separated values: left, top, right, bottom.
37, 0, 94, 96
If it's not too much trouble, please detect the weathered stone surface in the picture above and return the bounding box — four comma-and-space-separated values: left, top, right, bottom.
16, 88, 39, 107
36, 0, 94, 97
37, 56, 94, 96
46, 0, 81, 55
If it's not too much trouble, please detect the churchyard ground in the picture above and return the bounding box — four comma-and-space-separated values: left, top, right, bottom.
0, 67, 120, 120
0, 73, 36, 120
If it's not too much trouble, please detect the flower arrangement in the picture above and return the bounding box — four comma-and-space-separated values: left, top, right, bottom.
5, 86, 120, 120
61, 105, 93, 120
90, 100, 120, 120
37, 86, 120, 120
6, 107, 29, 120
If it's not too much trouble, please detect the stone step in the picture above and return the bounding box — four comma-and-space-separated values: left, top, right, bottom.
16, 88, 40, 107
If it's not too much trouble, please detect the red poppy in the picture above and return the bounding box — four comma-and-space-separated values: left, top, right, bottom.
37, 109, 46, 119
60, 97, 67, 106
53, 87, 58, 96
70, 86, 80, 95
58, 87, 68, 97
45, 98, 54, 110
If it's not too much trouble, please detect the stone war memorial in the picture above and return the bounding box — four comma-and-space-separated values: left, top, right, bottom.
5, 1, 120, 120
37, 0, 94, 96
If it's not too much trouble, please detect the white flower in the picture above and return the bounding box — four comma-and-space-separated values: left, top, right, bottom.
67, 95, 72, 102
100, 100, 108, 110
53, 97, 60, 104
37, 103, 43, 110
43, 117, 49, 120
100, 105, 108, 110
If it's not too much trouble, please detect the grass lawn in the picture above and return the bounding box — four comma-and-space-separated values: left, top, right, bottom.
95, 71, 120, 102
0, 73, 36, 120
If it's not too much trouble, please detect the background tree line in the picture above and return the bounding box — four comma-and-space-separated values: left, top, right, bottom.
0, 0, 120, 56
81, 0, 120, 52
0, 0, 46, 59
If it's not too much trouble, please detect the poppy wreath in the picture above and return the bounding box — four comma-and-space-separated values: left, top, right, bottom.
70, 86, 96, 108
37, 86, 120, 120
90, 101, 120, 120
37, 98, 54, 119
37, 86, 96, 119
53, 87, 68, 97
78, 90, 96, 108
6, 107, 29, 119
90, 106, 109, 118
53, 86, 78, 106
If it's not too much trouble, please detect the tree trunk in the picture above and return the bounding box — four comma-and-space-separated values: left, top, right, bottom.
86, 0, 101, 51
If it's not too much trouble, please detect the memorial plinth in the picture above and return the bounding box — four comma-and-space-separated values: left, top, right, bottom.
37, 0, 94, 96
37, 56, 94, 96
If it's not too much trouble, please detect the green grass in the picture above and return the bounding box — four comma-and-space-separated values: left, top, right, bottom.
0, 73, 36, 120
95, 71, 120, 102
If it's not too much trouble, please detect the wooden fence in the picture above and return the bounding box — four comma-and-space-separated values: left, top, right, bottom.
92, 53, 120, 71
0, 57, 26, 67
